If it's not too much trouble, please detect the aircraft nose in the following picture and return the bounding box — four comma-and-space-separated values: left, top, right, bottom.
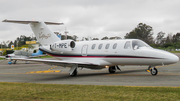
168, 53, 179, 63
173, 54, 179, 62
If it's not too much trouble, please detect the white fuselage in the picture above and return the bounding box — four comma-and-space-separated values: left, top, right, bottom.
40, 39, 179, 69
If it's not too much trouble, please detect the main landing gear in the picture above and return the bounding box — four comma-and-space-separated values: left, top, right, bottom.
69, 64, 78, 76
108, 65, 121, 74
147, 66, 158, 76
70, 69, 77, 76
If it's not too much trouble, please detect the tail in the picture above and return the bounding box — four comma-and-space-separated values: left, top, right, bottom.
2, 19, 63, 46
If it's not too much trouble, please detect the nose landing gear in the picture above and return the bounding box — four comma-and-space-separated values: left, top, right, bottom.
147, 66, 158, 76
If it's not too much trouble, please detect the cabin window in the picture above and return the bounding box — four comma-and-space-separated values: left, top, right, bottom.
98, 44, 103, 49
124, 41, 131, 49
113, 43, 117, 49
105, 43, 110, 49
91, 44, 96, 49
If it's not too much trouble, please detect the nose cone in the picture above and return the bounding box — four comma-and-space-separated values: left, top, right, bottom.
155, 49, 179, 65
169, 54, 179, 63
163, 52, 179, 64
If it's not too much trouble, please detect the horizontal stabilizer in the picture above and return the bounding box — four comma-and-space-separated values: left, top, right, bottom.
2, 19, 64, 25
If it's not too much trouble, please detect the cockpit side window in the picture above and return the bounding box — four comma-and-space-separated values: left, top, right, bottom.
124, 41, 131, 49
132, 40, 149, 49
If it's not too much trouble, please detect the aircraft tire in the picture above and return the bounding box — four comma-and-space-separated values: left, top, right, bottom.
109, 66, 116, 73
70, 69, 77, 77
151, 68, 158, 76
13, 60, 17, 64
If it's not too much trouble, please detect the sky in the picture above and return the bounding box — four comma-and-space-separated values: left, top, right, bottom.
0, 0, 180, 43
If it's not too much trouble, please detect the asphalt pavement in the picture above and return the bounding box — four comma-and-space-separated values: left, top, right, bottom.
0, 57, 180, 87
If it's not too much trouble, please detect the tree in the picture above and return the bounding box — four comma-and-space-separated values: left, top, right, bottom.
109, 36, 121, 40
166, 33, 173, 43
155, 31, 165, 45
92, 38, 99, 40
124, 23, 154, 44
101, 36, 109, 40
8, 41, 14, 48
2, 41, 7, 48
172, 33, 180, 43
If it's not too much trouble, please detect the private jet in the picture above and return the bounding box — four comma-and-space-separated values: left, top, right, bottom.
7, 50, 44, 64
2, 19, 179, 76
1, 49, 45, 64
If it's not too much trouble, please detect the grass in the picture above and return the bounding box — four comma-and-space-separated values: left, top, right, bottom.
0, 82, 179, 101
0, 57, 5, 60
170, 51, 180, 53
35, 55, 53, 58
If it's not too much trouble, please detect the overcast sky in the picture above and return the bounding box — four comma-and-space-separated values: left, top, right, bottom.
0, 0, 180, 43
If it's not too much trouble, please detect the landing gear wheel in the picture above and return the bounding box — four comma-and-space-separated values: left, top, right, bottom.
70, 69, 77, 77
13, 60, 17, 64
109, 66, 116, 73
151, 68, 158, 76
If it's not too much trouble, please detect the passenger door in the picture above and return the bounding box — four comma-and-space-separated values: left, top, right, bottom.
81, 45, 88, 56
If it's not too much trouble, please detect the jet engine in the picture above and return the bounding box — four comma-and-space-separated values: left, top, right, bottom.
50, 40, 75, 52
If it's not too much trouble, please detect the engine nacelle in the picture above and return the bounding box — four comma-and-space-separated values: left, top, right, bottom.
50, 40, 75, 52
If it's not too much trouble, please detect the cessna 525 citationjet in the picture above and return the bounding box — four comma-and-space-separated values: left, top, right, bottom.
2, 19, 179, 76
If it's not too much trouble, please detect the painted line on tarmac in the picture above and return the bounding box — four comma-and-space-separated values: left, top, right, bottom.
47, 66, 57, 71
26, 70, 61, 74
26, 65, 60, 74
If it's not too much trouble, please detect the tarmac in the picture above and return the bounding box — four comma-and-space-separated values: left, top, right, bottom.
0, 55, 180, 87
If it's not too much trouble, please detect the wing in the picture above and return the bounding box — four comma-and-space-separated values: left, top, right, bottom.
11, 58, 100, 68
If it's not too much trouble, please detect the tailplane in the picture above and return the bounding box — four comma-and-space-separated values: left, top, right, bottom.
2, 19, 64, 46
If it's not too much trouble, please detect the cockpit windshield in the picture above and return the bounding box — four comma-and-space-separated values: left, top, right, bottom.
132, 40, 151, 49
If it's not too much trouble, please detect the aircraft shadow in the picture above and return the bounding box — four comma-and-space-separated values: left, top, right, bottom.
30, 69, 147, 82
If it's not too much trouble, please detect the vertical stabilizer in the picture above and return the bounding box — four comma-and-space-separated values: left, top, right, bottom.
30, 21, 60, 46
2, 19, 63, 46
